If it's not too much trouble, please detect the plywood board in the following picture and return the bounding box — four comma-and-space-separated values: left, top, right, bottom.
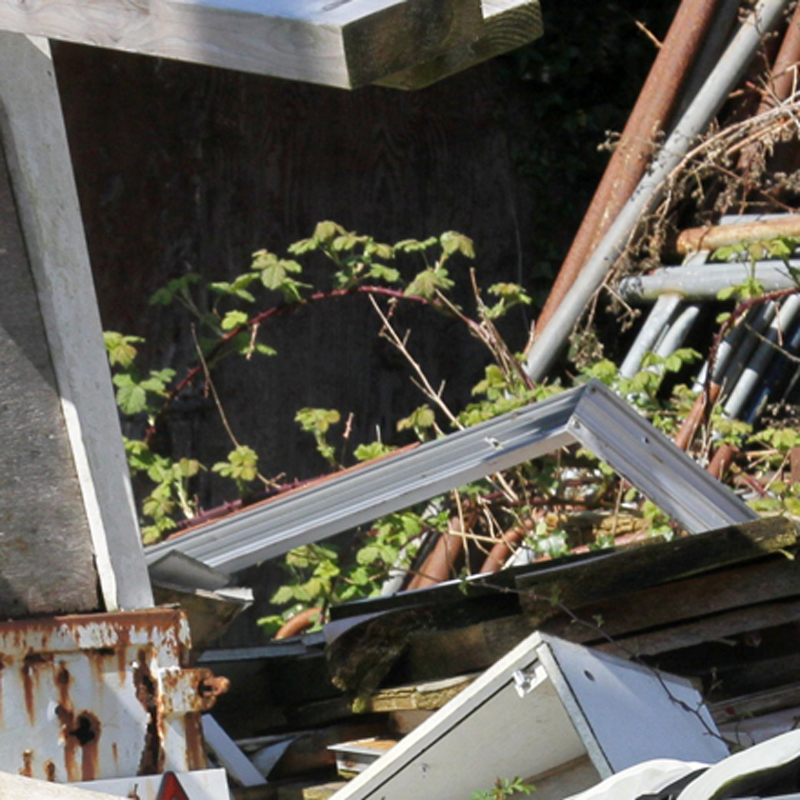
0, 0, 484, 88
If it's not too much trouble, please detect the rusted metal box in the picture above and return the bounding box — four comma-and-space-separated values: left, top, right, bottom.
0, 608, 224, 784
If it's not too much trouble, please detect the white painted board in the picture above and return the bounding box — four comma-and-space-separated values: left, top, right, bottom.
329, 632, 728, 800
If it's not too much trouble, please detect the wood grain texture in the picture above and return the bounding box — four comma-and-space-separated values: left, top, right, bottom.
541, 556, 800, 644
377, 0, 543, 90
0, 150, 100, 617
518, 517, 799, 622
0, 0, 483, 88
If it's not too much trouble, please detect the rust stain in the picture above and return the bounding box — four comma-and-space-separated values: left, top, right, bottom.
183, 712, 206, 771
117, 645, 128, 686
73, 711, 101, 782
19, 749, 33, 777
22, 652, 52, 725
199, 673, 230, 705
55, 703, 78, 782
133, 649, 163, 776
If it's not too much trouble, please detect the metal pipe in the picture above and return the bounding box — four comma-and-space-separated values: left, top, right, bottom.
619, 260, 800, 302
724, 294, 800, 417
676, 304, 774, 451
716, 302, 778, 398
524, 0, 791, 382
654, 304, 701, 356
533, 0, 723, 338
743, 316, 800, 422
675, 214, 800, 255
739, 2, 800, 172
620, 294, 683, 378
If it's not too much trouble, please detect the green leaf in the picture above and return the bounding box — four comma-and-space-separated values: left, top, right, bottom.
288, 237, 318, 255
365, 242, 394, 260
295, 408, 341, 434
149, 274, 200, 307
440, 231, 474, 258
314, 220, 346, 243
367, 263, 401, 283
271, 585, 297, 605
406, 267, 454, 299
114, 377, 148, 415
397, 404, 436, 432
222, 310, 249, 331
353, 441, 396, 462
394, 236, 437, 253
209, 272, 259, 303
212, 445, 259, 483
104, 331, 144, 369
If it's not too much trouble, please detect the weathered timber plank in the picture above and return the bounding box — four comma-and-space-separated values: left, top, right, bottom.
0, 145, 100, 616
517, 517, 798, 622
541, 555, 800, 644
0, 0, 483, 88
706, 652, 800, 701
376, 0, 543, 90
362, 675, 474, 712
594, 598, 800, 660
711, 683, 800, 723
403, 615, 536, 681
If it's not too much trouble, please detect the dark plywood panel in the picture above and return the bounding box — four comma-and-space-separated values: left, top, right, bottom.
0, 148, 100, 616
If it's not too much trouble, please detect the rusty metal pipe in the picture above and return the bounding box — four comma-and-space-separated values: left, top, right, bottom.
675, 213, 800, 254
406, 523, 464, 590
525, 0, 791, 383
532, 0, 722, 340
739, 2, 800, 172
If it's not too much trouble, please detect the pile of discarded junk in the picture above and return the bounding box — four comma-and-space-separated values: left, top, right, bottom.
6, 0, 800, 798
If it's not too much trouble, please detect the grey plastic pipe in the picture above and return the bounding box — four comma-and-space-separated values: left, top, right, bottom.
524, 0, 791, 382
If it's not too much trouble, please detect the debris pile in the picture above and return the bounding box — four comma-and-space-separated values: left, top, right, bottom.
146, 2, 800, 798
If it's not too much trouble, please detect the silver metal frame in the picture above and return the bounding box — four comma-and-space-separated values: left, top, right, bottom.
145, 380, 757, 574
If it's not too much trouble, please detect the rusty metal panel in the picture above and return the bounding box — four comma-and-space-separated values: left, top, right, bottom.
0, 609, 224, 784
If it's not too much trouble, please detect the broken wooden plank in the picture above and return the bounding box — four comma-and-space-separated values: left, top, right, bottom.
0, 0, 484, 89
517, 516, 798, 623
376, 0, 543, 90
595, 598, 800, 660
540, 553, 800, 644
360, 675, 475, 713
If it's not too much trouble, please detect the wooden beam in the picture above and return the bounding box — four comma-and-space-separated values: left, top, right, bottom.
0, 32, 153, 612
0, 0, 485, 89
376, 0, 543, 90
